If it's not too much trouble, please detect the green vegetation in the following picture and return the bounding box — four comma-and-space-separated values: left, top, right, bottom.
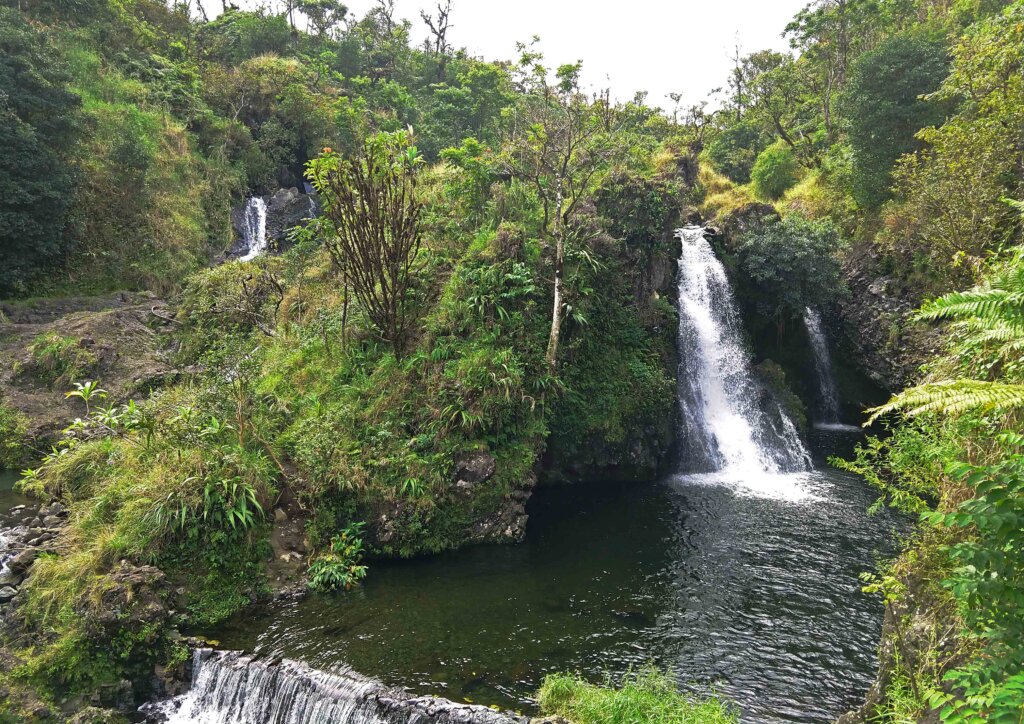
23, 333, 98, 389
750, 141, 800, 201
839, 31, 949, 210
1, 0, 1023, 720
736, 214, 844, 332
0, 8, 80, 297
537, 669, 738, 724
0, 396, 29, 469
307, 523, 368, 592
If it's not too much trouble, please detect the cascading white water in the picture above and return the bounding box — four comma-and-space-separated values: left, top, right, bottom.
803, 307, 842, 424
147, 650, 526, 724
674, 226, 811, 480
239, 197, 268, 262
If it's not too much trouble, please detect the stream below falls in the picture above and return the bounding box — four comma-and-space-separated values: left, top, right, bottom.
214, 429, 904, 724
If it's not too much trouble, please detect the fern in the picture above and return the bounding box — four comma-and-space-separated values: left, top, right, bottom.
868, 380, 1024, 422
874, 247, 1024, 421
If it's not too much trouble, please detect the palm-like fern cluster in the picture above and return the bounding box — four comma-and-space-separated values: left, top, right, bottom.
869, 201, 1024, 423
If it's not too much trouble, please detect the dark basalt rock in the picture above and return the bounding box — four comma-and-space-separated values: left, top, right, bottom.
81, 562, 168, 640
454, 453, 497, 485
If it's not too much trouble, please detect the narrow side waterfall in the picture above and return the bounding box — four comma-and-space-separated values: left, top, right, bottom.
675, 227, 810, 476
148, 649, 526, 724
803, 307, 842, 424
239, 196, 268, 261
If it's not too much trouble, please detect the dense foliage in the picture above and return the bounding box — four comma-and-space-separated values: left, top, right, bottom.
696, 1, 1023, 720
1, 0, 1023, 720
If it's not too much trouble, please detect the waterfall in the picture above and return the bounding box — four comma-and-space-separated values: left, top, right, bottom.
674, 227, 810, 476
147, 649, 527, 724
239, 197, 268, 262
803, 307, 842, 424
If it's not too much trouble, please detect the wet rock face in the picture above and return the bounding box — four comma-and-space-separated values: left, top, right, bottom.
839, 246, 939, 391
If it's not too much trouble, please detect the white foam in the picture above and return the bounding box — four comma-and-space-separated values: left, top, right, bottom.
671, 470, 828, 504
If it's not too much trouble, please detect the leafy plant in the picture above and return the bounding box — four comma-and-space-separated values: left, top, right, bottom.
922, 437, 1024, 723
307, 523, 368, 592
869, 245, 1024, 422
737, 214, 844, 332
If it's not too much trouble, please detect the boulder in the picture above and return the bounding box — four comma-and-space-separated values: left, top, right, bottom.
0, 586, 17, 603
8, 548, 37, 574
454, 452, 497, 484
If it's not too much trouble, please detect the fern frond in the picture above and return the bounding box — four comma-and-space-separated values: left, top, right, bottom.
867, 380, 1024, 424
916, 289, 1024, 325
960, 319, 1024, 347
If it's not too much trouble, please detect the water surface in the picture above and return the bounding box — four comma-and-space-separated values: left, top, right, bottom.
215, 433, 903, 723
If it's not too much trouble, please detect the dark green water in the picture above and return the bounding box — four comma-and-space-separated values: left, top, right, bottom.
214, 430, 904, 723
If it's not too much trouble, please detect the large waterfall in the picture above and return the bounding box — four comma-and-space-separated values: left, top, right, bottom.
239, 196, 269, 262
803, 307, 842, 424
674, 227, 811, 480
147, 649, 526, 724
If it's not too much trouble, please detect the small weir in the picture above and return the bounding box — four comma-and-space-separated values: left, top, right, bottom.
148, 649, 526, 724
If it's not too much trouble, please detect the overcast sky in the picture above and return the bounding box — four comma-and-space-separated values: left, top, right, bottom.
204, 0, 810, 109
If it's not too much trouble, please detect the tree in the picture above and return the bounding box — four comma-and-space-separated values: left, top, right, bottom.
502, 56, 616, 372
737, 214, 844, 333
703, 117, 768, 183
743, 52, 823, 165
299, 0, 347, 40
0, 9, 80, 296
785, 0, 884, 135
308, 131, 424, 357
420, 0, 453, 81
840, 31, 949, 209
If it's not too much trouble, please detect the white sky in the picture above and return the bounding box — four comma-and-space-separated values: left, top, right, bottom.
204, 0, 810, 108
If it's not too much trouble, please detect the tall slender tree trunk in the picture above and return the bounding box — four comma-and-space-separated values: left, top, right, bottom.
546, 184, 565, 373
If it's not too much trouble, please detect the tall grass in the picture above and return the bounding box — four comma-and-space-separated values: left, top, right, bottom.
537, 668, 738, 724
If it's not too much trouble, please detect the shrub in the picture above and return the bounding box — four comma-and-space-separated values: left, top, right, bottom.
702, 118, 768, 184
24, 333, 98, 388
537, 668, 738, 724
750, 141, 800, 201
307, 523, 368, 592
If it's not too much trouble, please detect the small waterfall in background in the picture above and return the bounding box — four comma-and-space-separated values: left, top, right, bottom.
147, 649, 526, 724
803, 307, 842, 425
239, 196, 268, 262
674, 226, 811, 489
